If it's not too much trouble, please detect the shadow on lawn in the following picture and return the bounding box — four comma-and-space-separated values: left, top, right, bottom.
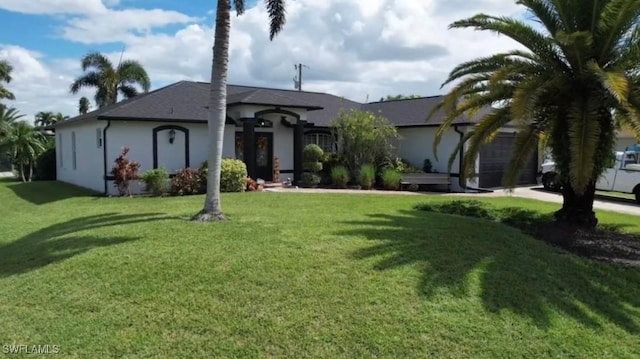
0, 212, 170, 277
4, 180, 98, 205
337, 209, 640, 333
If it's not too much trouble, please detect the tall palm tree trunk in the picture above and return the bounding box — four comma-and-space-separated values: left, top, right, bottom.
28, 162, 33, 182
195, 0, 230, 221
19, 162, 25, 182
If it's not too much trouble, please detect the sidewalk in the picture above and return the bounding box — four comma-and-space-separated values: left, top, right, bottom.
0, 171, 14, 178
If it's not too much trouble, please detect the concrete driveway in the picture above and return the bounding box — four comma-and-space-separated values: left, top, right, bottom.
451, 186, 640, 216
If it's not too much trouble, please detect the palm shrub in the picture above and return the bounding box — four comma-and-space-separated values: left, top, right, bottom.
331, 165, 350, 188
301, 144, 323, 188
358, 164, 375, 190
431, 0, 640, 228
382, 168, 402, 190
139, 168, 169, 196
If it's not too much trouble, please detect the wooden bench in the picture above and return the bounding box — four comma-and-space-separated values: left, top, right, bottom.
400, 173, 451, 192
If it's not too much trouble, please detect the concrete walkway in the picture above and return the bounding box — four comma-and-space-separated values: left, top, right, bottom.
265, 185, 640, 216
0, 171, 14, 178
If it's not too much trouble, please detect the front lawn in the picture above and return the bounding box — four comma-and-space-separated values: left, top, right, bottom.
1, 179, 639, 358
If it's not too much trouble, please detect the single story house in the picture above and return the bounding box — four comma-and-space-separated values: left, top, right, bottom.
53, 80, 539, 195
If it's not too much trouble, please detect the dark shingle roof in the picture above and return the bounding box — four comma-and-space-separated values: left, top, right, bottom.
56, 81, 488, 128
362, 96, 491, 126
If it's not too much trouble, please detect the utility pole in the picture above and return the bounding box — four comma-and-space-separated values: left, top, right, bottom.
293, 63, 308, 91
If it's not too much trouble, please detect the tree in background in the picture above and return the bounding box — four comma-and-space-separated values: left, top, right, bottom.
0, 59, 15, 102
432, 0, 640, 228
79, 96, 91, 114
2, 121, 45, 181
70, 52, 150, 108
35, 111, 69, 127
331, 109, 399, 180
196, 0, 288, 222
378, 94, 422, 102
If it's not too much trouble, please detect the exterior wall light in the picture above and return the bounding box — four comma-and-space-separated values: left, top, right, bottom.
169, 129, 176, 144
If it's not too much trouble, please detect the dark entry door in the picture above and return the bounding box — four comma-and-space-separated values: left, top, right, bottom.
479, 132, 538, 188
255, 132, 273, 181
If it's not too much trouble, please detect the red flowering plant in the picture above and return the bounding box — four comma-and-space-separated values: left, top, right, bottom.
111, 147, 141, 196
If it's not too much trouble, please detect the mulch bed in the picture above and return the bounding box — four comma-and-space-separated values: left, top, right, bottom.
527, 223, 640, 267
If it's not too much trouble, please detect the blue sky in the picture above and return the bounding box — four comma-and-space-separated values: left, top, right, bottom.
0, 0, 523, 120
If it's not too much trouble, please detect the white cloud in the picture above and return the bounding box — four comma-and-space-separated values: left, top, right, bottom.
0, 0, 528, 120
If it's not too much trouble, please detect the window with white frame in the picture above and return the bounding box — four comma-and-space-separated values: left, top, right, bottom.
58, 133, 63, 168
71, 132, 77, 170
96, 128, 103, 148
304, 132, 334, 153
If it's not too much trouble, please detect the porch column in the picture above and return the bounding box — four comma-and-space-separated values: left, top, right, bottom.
243, 119, 257, 179
293, 120, 307, 185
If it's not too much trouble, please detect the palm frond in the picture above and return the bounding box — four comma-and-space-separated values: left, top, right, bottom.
264, 0, 286, 40
118, 85, 139, 99
597, 0, 640, 63
233, 0, 245, 15
70, 72, 102, 95
118, 60, 151, 92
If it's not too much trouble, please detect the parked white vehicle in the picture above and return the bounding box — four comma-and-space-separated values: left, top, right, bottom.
540, 148, 640, 204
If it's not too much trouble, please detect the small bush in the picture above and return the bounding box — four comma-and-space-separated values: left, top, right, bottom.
300, 172, 321, 188
408, 183, 420, 192
199, 159, 248, 193
382, 168, 402, 190
221, 158, 247, 192
423, 158, 433, 173
386, 157, 421, 173
171, 168, 201, 196
111, 147, 141, 196
359, 164, 375, 190
331, 165, 350, 188
415, 200, 493, 219
303, 144, 324, 162
34, 147, 56, 180
139, 168, 170, 196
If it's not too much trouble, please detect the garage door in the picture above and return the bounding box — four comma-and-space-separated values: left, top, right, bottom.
479, 132, 538, 188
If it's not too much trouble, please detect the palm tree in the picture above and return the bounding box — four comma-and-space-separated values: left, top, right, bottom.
432, 0, 640, 228
195, 0, 287, 221
2, 121, 44, 182
34, 111, 55, 127
79, 96, 91, 114
0, 106, 22, 140
0, 59, 15, 102
70, 52, 151, 108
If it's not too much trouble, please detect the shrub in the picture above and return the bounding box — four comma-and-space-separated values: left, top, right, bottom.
386, 157, 421, 173
199, 159, 248, 193
408, 183, 420, 192
111, 147, 141, 196
34, 147, 56, 180
415, 200, 493, 219
382, 168, 402, 190
423, 158, 433, 173
320, 152, 343, 185
359, 164, 375, 189
171, 168, 201, 196
331, 165, 350, 188
331, 109, 399, 176
139, 168, 170, 196
301, 144, 324, 188
300, 172, 321, 188
221, 158, 247, 192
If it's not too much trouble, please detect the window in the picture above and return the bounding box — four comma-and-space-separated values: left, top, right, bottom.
58, 134, 63, 168
71, 132, 77, 170
96, 128, 103, 148
304, 132, 334, 153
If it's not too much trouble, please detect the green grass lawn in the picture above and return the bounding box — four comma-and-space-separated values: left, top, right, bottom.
1, 179, 639, 358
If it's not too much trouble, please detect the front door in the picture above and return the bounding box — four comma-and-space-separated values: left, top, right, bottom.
255, 132, 273, 181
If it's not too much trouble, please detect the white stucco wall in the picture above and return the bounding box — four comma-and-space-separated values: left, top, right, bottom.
56, 120, 106, 193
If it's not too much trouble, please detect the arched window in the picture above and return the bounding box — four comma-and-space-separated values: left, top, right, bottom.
304, 132, 334, 153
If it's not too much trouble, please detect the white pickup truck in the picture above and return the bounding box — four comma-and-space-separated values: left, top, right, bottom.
540, 148, 640, 204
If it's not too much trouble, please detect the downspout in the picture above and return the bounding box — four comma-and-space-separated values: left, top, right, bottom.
102, 119, 111, 196
454, 125, 493, 193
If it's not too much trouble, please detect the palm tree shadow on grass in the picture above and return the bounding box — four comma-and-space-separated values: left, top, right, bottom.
0, 212, 172, 277
5, 180, 99, 205
336, 209, 640, 333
